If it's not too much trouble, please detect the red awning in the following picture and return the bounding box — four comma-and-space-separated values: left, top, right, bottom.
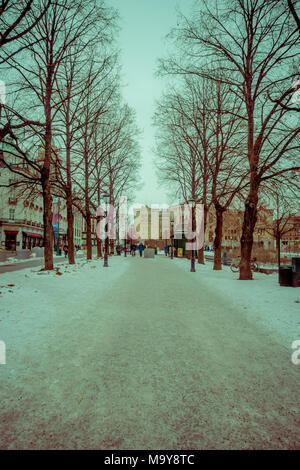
4, 230, 18, 234
25, 232, 42, 238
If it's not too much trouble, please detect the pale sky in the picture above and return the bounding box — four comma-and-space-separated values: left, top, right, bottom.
110, 0, 194, 207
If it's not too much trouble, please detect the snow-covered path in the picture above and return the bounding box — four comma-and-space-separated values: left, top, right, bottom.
0, 256, 299, 449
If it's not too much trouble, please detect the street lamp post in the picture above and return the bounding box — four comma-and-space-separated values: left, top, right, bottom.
189, 198, 196, 272
103, 193, 109, 268
170, 221, 174, 259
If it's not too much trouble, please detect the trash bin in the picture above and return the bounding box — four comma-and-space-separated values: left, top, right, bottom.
144, 248, 155, 259
291, 258, 300, 287
279, 266, 293, 286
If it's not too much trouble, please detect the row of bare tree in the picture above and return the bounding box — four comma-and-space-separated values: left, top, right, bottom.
0, 0, 141, 269
155, 0, 300, 279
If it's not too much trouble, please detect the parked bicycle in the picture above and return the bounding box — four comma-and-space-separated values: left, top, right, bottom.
230, 257, 259, 273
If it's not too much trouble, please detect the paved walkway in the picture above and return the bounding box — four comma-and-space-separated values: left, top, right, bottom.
0, 256, 299, 449
0, 254, 85, 273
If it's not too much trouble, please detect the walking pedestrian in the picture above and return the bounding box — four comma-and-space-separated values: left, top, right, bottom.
63, 244, 68, 258
138, 242, 144, 257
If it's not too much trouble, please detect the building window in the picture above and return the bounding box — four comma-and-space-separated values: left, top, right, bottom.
9, 208, 15, 220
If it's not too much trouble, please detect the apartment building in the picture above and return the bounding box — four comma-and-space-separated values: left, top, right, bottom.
205, 205, 275, 250
0, 147, 83, 252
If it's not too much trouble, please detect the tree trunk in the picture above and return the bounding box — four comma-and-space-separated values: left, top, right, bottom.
239, 186, 259, 280
97, 238, 102, 258
42, 76, 54, 271
66, 88, 75, 265
198, 247, 204, 264
276, 231, 281, 282
41, 169, 53, 270
84, 146, 92, 260
66, 187, 75, 265
85, 211, 92, 260
198, 204, 207, 264
213, 205, 224, 270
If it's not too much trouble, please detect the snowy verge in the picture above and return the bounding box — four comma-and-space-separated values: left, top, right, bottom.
0, 256, 132, 358
0, 254, 69, 266
172, 257, 300, 344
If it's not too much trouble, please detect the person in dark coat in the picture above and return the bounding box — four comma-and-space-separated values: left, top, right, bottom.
138, 243, 144, 257
63, 244, 68, 258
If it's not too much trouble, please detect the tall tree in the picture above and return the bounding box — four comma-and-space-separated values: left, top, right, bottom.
0, 0, 51, 63
159, 0, 300, 279
2, 0, 117, 269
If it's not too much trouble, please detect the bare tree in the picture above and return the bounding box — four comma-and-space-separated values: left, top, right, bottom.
159, 0, 300, 279
287, 0, 300, 30
0, 1, 51, 145
154, 80, 213, 263
53, 40, 118, 264
84, 103, 141, 258
207, 79, 249, 270
1, 0, 117, 269
72, 58, 118, 260
154, 76, 250, 269
261, 181, 299, 275
0, 0, 51, 63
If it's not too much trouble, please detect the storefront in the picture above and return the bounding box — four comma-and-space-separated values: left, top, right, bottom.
22, 231, 43, 250
59, 231, 67, 251
4, 230, 18, 251
52, 229, 67, 254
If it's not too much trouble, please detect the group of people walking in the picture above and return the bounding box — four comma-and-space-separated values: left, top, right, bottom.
115, 242, 145, 257
130, 243, 145, 257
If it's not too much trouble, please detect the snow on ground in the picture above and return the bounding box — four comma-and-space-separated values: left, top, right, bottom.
0, 256, 131, 364
172, 257, 300, 345
0, 254, 299, 449
1, 254, 299, 349
0, 254, 66, 265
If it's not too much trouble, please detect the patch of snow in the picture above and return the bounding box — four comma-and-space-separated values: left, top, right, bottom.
0, 256, 131, 365
172, 257, 300, 344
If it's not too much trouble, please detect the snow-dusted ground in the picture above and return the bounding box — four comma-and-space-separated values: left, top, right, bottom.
173, 257, 300, 345
0, 253, 69, 266
0, 256, 131, 360
0, 255, 299, 449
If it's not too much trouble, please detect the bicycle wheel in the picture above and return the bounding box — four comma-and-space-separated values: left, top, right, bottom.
230, 260, 240, 273
251, 261, 259, 272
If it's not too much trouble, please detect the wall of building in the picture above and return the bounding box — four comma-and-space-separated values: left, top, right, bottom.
0, 164, 83, 252
205, 206, 276, 251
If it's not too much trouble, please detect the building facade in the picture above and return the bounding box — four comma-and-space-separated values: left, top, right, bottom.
0, 152, 83, 252
205, 205, 275, 251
